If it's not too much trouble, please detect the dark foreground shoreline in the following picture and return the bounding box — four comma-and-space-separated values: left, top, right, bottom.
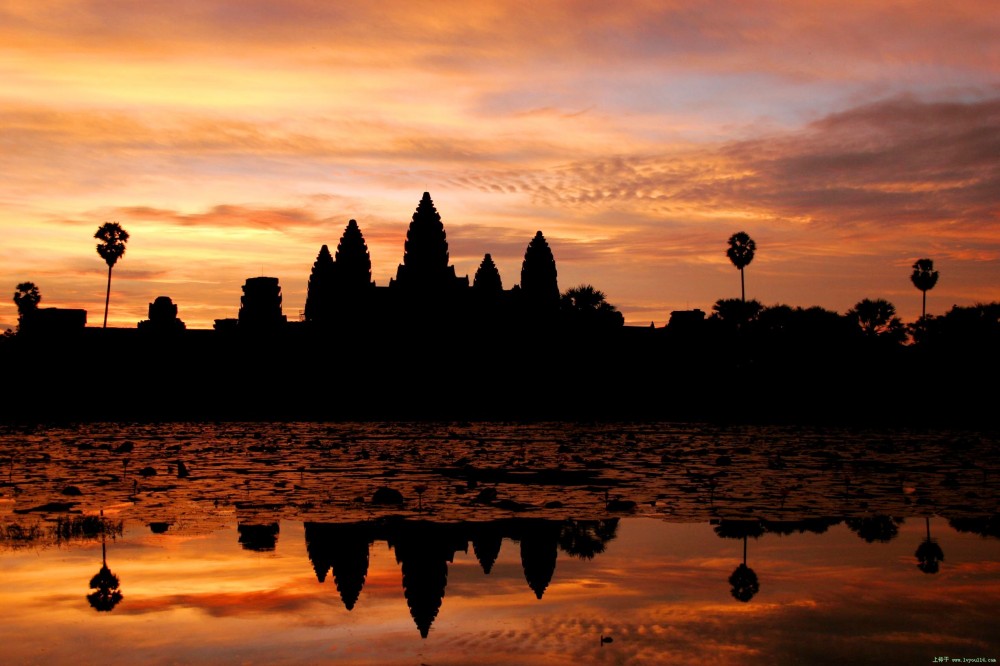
1, 324, 994, 427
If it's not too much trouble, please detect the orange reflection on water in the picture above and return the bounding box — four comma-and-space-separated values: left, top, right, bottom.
0, 518, 998, 665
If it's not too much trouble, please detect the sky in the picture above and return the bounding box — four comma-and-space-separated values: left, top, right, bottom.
1, 1, 998, 329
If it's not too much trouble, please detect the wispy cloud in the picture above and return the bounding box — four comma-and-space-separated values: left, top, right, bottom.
2, 1, 997, 327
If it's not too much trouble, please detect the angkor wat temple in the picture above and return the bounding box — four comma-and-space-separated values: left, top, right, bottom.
3, 193, 994, 425
219, 192, 571, 335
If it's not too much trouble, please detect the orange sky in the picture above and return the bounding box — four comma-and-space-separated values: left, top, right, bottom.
2, 1, 998, 329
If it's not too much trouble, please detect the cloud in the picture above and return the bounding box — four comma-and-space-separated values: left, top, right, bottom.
5, 2, 997, 81
449, 95, 1000, 247
3, 1, 998, 327
725, 95, 1000, 228
109, 205, 332, 232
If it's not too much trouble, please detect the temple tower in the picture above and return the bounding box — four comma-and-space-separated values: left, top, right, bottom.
391, 192, 467, 292
519, 231, 560, 310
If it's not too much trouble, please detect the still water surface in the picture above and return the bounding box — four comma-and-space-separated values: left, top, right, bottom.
1, 421, 997, 665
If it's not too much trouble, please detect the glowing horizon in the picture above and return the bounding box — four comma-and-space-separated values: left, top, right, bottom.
2, 1, 998, 330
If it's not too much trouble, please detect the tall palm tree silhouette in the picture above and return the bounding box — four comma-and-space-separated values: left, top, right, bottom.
95, 222, 129, 329
729, 535, 760, 602
726, 232, 756, 303
87, 513, 123, 611
910, 258, 939, 321
915, 516, 944, 575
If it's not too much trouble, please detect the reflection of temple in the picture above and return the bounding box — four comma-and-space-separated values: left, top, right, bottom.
390, 523, 468, 639
515, 520, 561, 600
301, 518, 618, 638
304, 523, 373, 611
238, 522, 280, 552
471, 524, 503, 574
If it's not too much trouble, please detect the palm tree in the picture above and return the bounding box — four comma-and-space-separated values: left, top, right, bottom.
847, 298, 904, 340
910, 258, 939, 321
13, 282, 41, 327
726, 232, 756, 303
95, 222, 129, 329
710, 297, 763, 328
560, 284, 624, 328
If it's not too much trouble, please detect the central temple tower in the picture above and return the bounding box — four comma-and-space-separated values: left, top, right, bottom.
390, 192, 468, 293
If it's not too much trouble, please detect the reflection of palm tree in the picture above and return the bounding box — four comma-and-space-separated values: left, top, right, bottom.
558, 518, 620, 559
94, 222, 129, 329
726, 231, 756, 303
87, 514, 123, 612
714, 519, 765, 540
728, 535, 759, 603
910, 258, 939, 321
846, 515, 903, 543
948, 515, 1000, 538
915, 517, 945, 575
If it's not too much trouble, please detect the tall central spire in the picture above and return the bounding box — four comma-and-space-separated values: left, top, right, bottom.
403, 192, 449, 275
393, 192, 465, 292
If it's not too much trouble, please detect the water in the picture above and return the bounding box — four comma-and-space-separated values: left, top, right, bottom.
1, 421, 998, 665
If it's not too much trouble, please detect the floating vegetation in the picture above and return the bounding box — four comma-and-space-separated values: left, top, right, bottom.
1, 514, 123, 549
55, 514, 123, 542
1, 521, 45, 548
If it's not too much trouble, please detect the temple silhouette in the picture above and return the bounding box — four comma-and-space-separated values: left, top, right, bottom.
3, 191, 996, 425
213, 192, 564, 334
300, 518, 618, 638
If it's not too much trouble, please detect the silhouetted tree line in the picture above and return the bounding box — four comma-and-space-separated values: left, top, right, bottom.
2, 198, 995, 424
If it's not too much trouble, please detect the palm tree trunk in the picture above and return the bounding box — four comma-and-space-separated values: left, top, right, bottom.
103, 264, 112, 329
740, 268, 746, 303
922, 290, 927, 321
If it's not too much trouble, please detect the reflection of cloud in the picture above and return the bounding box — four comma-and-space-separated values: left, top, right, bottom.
118, 588, 327, 618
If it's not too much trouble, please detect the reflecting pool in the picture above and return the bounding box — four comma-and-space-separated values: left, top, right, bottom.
1, 422, 998, 664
